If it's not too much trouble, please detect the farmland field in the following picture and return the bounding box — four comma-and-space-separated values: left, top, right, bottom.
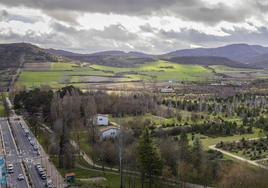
211, 65, 268, 79
17, 61, 216, 89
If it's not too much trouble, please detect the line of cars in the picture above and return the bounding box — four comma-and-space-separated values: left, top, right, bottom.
7, 163, 25, 181
35, 163, 53, 188
21, 123, 40, 156
18, 121, 54, 187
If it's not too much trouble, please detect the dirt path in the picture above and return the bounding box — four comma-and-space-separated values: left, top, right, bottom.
209, 145, 268, 170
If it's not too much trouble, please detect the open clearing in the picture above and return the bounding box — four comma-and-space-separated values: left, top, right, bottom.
197, 128, 262, 150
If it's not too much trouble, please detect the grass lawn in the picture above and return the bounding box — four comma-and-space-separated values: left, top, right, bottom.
194, 128, 262, 150
50, 155, 176, 188
70, 130, 92, 156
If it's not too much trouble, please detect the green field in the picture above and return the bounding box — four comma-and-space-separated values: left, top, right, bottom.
92, 61, 214, 81
194, 128, 262, 150
56, 157, 175, 188
17, 61, 215, 89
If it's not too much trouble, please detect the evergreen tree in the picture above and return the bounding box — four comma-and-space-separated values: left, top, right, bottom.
192, 135, 204, 172
137, 128, 162, 188
178, 130, 189, 161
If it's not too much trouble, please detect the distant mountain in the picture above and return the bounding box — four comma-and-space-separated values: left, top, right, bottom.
246, 53, 268, 68
161, 56, 251, 68
0, 43, 61, 68
49, 44, 268, 68
46, 48, 81, 57
47, 49, 156, 67
2, 43, 268, 69
162, 44, 268, 64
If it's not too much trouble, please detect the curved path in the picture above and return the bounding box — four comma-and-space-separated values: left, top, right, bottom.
209, 145, 268, 170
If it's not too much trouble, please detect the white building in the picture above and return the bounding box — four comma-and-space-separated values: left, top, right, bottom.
99, 126, 120, 140
96, 114, 109, 126
160, 87, 175, 93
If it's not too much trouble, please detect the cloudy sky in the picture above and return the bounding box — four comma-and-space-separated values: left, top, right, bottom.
0, 0, 268, 54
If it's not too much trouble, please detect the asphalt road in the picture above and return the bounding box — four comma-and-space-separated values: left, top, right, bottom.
10, 118, 46, 188
0, 118, 28, 188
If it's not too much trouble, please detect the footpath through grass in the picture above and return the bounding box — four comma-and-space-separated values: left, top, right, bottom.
195, 128, 262, 150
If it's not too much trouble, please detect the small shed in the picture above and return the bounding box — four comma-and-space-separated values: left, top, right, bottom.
65, 172, 75, 183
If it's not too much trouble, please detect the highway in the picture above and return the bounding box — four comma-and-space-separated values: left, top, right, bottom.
10, 118, 46, 188
0, 118, 28, 188
1, 96, 66, 188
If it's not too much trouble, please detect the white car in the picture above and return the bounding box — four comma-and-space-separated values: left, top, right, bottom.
7, 164, 14, 173
33, 145, 38, 151
17, 174, 25, 181
30, 140, 35, 146
46, 179, 53, 188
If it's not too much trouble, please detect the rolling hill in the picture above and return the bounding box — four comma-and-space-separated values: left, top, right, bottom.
0, 43, 61, 68
48, 44, 268, 68
161, 56, 250, 68
1, 42, 268, 69
161, 44, 268, 63
47, 49, 156, 67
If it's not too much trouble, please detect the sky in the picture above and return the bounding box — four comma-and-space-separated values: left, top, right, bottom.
0, 0, 268, 54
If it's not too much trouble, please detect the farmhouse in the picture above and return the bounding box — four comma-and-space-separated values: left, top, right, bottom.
95, 114, 109, 126
99, 126, 120, 140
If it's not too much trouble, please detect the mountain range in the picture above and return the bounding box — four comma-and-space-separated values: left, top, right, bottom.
48, 43, 268, 68
1, 43, 268, 69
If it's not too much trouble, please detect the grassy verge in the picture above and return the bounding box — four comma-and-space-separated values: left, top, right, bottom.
0, 101, 6, 117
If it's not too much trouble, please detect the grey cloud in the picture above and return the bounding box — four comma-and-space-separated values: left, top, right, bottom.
44, 10, 80, 25
0, 9, 8, 21
157, 26, 268, 49
0, 0, 177, 15
48, 22, 140, 52
52, 22, 137, 42
139, 24, 156, 33
251, 0, 268, 13
2, 20, 268, 54
0, 9, 41, 23
0, 30, 69, 49
0, 0, 256, 24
